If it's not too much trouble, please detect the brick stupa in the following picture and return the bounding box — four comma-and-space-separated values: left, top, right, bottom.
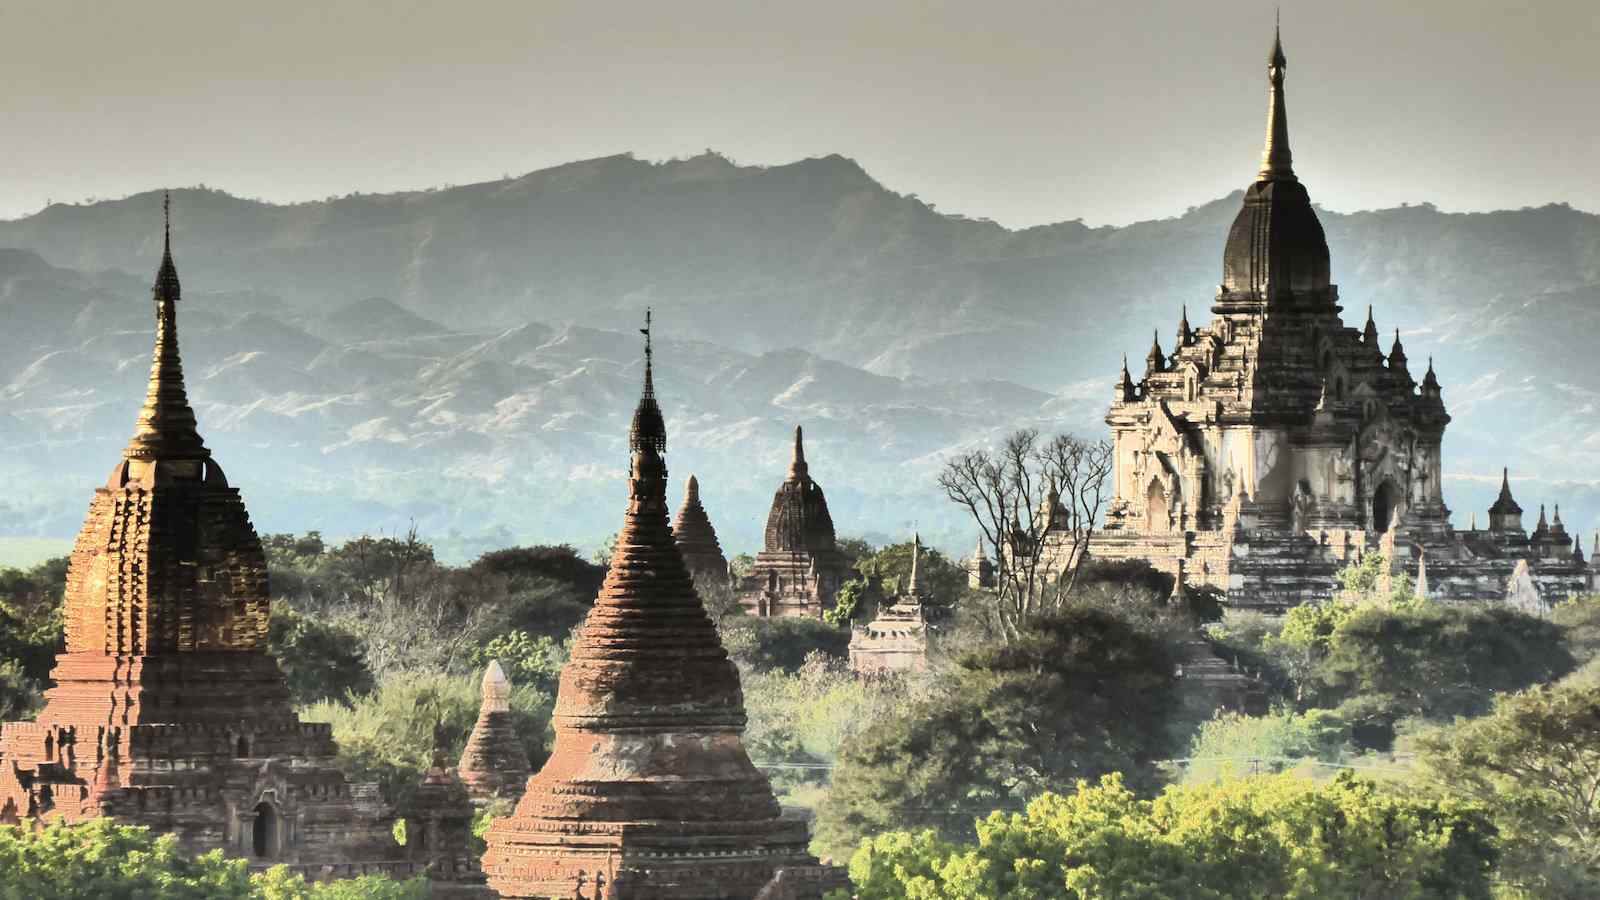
456, 660, 531, 804
0, 201, 400, 868
737, 427, 850, 618
481, 316, 847, 899
673, 474, 730, 584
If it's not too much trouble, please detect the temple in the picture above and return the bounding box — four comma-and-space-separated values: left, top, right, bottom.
737, 427, 850, 617
848, 535, 931, 673
673, 474, 731, 584
481, 318, 847, 898
456, 661, 532, 806
1065, 29, 1593, 611
0, 201, 432, 876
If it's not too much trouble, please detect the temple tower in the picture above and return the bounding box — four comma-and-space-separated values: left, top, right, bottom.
673, 474, 731, 584
456, 660, 532, 805
481, 317, 846, 899
849, 534, 931, 674
0, 199, 403, 869
738, 426, 850, 617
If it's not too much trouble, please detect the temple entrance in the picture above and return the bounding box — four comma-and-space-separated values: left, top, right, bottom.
1145, 480, 1169, 533
252, 802, 279, 858
1372, 481, 1399, 533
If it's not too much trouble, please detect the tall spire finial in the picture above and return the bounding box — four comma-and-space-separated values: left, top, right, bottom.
907, 532, 923, 596
124, 193, 206, 462
789, 425, 809, 479
628, 308, 666, 455
1258, 16, 1296, 182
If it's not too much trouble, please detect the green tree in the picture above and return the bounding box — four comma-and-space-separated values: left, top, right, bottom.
719, 616, 851, 673
266, 607, 374, 705
300, 669, 552, 804
814, 607, 1177, 858
0, 557, 68, 686
1316, 604, 1573, 744
472, 630, 568, 693
251, 867, 427, 899
1417, 681, 1600, 898
0, 819, 254, 899
1184, 707, 1351, 782
847, 772, 1497, 900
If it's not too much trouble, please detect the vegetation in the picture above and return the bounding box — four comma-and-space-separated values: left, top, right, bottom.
846, 772, 1497, 900
0, 820, 426, 899
939, 428, 1114, 638
814, 606, 1179, 859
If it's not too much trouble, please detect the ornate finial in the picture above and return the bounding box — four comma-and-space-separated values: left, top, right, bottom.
1537, 504, 1549, 532
1422, 357, 1441, 393
1258, 15, 1295, 182
685, 473, 700, 503
124, 195, 207, 462
628, 308, 666, 455
1389, 328, 1408, 370
906, 532, 923, 596
1177, 305, 1193, 346
788, 425, 808, 478
1554, 504, 1564, 527
1363, 306, 1379, 346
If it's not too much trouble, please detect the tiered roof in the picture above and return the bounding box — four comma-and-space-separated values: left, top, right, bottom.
672, 474, 730, 582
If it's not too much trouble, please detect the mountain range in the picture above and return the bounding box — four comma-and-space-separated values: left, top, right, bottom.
0, 151, 1596, 562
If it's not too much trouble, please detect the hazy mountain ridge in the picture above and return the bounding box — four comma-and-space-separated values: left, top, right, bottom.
0, 153, 1596, 559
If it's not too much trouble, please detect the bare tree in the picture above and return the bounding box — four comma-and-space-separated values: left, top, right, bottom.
939, 429, 1113, 639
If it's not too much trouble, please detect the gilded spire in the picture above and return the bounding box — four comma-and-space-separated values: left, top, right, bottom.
1258, 14, 1296, 182
628, 308, 666, 455
124, 191, 208, 462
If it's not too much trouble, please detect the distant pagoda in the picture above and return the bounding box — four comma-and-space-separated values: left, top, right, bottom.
673, 473, 730, 584
481, 315, 846, 899
456, 660, 531, 804
738, 426, 850, 617
849, 534, 931, 674
0, 197, 408, 871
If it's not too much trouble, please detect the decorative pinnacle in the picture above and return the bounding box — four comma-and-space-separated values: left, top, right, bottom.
685, 473, 700, 503
789, 425, 809, 479
125, 192, 207, 462
628, 307, 666, 455
482, 659, 511, 713
907, 532, 922, 595
1258, 15, 1296, 183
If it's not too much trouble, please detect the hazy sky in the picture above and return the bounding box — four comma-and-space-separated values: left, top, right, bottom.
2, 0, 1595, 227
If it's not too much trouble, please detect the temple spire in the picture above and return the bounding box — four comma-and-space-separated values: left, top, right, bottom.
789, 425, 809, 479
124, 191, 208, 462
1177, 305, 1193, 346
907, 533, 922, 596
1258, 14, 1296, 182
1363, 306, 1379, 346
1146, 330, 1165, 375
628, 308, 666, 455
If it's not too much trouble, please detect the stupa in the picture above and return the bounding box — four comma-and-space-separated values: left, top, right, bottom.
673, 474, 731, 584
0, 198, 405, 870
849, 535, 931, 674
738, 427, 850, 618
481, 314, 847, 899
456, 660, 532, 804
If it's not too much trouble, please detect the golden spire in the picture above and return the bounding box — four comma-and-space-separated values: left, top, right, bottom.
1258, 13, 1297, 183
125, 192, 208, 462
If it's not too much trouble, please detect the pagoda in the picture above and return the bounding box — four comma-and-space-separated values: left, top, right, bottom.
0, 199, 402, 868
1061, 27, 1591, 610
737, 427, 850, 618
673, 474, 731, 584
456, 660, 531, 805
849, 535, 931, 674
481, 315, 847, 899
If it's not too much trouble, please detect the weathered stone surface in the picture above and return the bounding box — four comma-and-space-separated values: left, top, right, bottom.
457, 661, 531, 804
1042, 31, 1591, 612
673, 474, 731, 585
739, 426, 850, 618
0, 211, 420, 874
482, 329, 846, 899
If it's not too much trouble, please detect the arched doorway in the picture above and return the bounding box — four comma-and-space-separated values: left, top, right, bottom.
1146, 480, 1169, 533
252, 802, 279, 858
1372, 481, 1399, 533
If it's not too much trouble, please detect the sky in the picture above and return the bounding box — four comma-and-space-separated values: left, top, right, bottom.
1, 0, 1595, 228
